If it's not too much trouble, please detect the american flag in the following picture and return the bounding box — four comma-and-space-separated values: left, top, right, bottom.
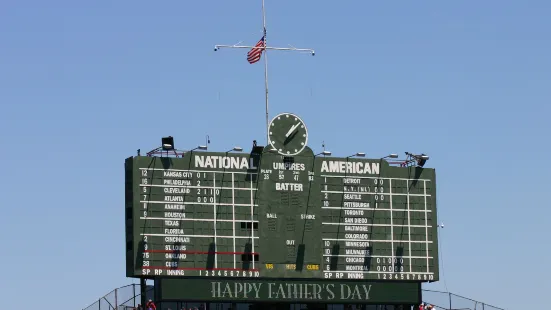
247, 36, 265, 64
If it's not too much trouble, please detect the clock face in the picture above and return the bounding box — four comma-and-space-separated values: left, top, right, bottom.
268, 112, 308, 156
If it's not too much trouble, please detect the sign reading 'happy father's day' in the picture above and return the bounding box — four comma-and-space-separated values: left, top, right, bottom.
155, 278, 421, 304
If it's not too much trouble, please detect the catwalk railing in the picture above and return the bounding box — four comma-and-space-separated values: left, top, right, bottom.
81, 284, 505, 310
82, 284, 152, 310
422, 289, 504, 310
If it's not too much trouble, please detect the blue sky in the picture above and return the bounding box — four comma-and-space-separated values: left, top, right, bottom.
1, 1, 550, 309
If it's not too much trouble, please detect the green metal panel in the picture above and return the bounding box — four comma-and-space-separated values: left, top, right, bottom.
125, 147, 438, 283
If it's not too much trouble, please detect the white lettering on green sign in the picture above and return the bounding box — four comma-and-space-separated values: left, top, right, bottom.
195, 155, 257, 170
320, 161, 379, 174
208, 281, 372, 301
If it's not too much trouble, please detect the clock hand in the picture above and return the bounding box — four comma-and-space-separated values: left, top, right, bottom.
283, 130, 299, 145
285, 123, 300, 138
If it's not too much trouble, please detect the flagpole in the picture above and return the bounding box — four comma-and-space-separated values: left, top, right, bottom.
262, 0, 269, 145
213, 1, 316, 147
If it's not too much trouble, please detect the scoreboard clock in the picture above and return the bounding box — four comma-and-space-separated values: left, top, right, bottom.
268, 112, 308, 156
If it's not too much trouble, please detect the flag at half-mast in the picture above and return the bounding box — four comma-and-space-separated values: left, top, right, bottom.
247, 35, 265, 64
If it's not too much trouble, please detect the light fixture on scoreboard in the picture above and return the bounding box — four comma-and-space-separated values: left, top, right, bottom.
250, 140, 280, 155
417, 154, 429, 167
402, 152, 430, 167
190, 145, 208, 151
382, 153, 399, 159
251, 140, 264, 154
162, 136, 175, 151
347, 152, 366, 158
315, 151, 332, 156
146, 136, 181, 157
226, 146, 243, 153
382, 153, 405, 166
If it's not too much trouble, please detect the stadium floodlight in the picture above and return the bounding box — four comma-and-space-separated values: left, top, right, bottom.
315, 151, 332, 156
348, 152, 365, 158
227, 146, 243, 152
162, 136, 174, 151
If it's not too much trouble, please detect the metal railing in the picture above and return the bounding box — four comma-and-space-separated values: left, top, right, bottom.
81, 284, 505, 310
82, 284, 154, 310
422, 289, 505, 310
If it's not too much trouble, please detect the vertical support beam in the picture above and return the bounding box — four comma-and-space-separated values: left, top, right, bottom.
261, 0, 269, 144
133, 284, 136, 308
140, 278, 147, 309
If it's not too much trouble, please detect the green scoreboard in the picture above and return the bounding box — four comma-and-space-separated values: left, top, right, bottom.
125, 112, 439, 285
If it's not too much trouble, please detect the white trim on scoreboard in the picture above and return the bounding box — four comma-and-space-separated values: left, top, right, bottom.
322, 238, 433, 243
321, 190, 430, 197
140, 233, 259, 239
139, 217, 258, 222
321, 206, 431, 212
324, 271, 435, 274
320, 174, 432, 181
140, 184, 258, 190
139, 168, 258, 175
321, 222, 431, 227
322, 254, 434, 259
139, 201, 258, 207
